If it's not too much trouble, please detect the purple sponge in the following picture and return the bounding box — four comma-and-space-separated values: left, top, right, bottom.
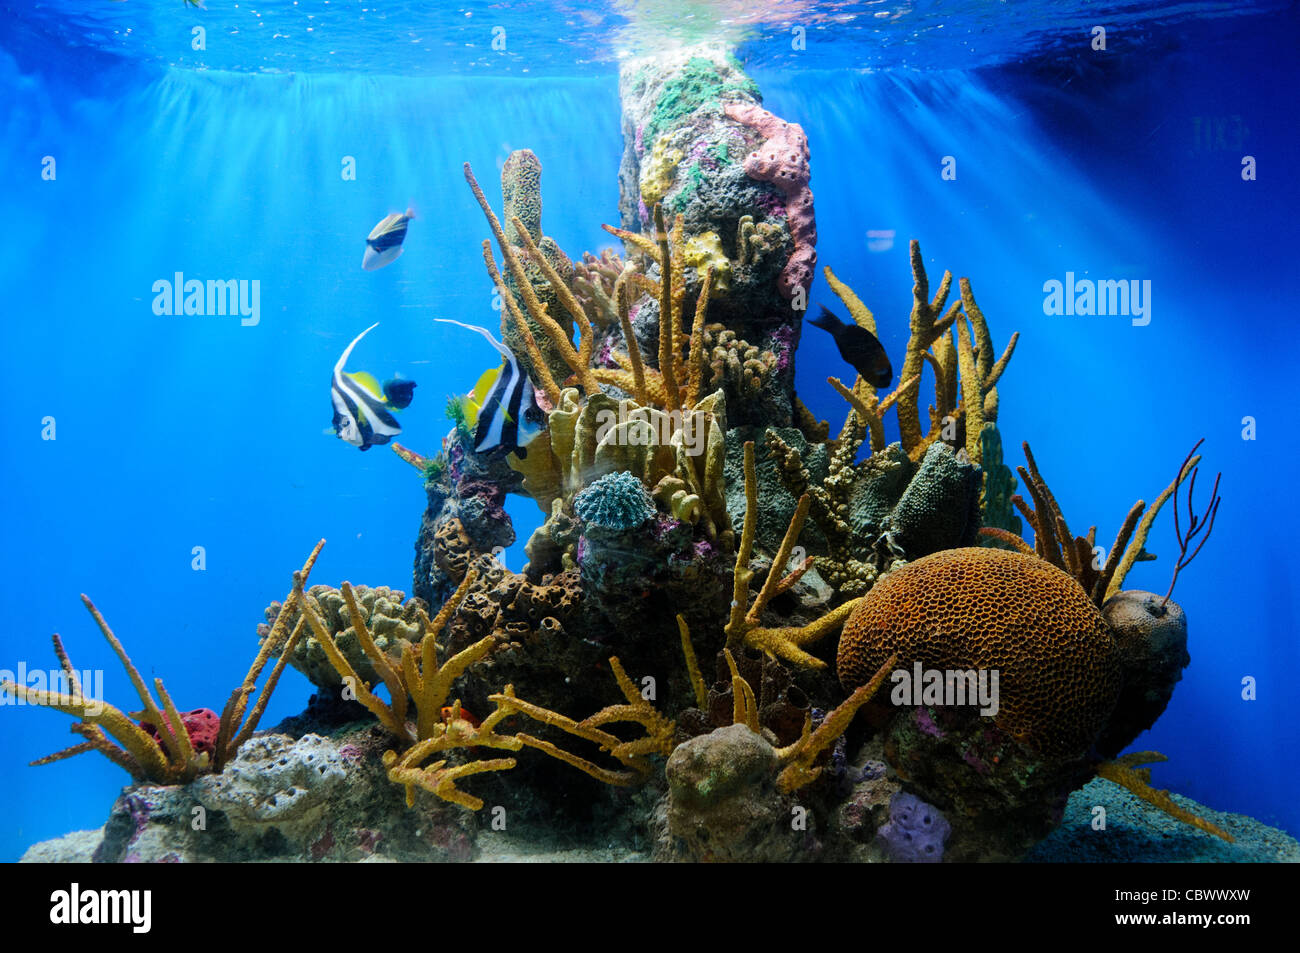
876, 792, 951, 863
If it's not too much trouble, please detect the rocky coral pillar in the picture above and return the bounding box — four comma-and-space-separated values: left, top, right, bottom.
617, 44, 816, 424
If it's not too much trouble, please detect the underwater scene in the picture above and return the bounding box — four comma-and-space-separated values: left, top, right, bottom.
2, 0, 1298, 868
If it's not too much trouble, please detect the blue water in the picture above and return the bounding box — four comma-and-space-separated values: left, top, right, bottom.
1, 1, 1296, 861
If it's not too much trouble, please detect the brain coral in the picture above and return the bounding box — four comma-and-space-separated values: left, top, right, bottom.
837, 547, 1121, 759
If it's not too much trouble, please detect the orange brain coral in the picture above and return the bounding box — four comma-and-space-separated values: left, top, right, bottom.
837, 547, 1121, 759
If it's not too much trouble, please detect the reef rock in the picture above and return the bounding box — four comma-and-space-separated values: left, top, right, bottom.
1096, 590, 1191, 758
658, 724, 816, 862
86, 730, 477, 863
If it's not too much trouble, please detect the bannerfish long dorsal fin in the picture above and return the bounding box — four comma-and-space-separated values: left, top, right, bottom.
335, 322, 380, 376
434, 318, 517, 366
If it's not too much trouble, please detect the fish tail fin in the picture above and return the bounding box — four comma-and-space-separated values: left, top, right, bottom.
405, 205, 416, 220
809, 306, 841, 333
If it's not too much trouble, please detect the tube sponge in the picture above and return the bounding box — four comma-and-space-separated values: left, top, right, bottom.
877, 791, 951, 863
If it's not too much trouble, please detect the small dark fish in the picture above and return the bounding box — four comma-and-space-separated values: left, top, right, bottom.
362, 207, 414, 271
383, 378, 417, 409
808, 306, 892, 388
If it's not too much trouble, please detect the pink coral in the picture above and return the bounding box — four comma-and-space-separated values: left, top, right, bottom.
724, 101, 817, 298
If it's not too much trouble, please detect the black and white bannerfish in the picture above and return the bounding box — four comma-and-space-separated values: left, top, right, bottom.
434, 319, 546, 458
362, 207, 414, 271
330, 323, 417, 451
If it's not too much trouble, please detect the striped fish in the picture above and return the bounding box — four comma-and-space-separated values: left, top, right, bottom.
435, 319, 546, 457
331, 323, 404, 451
362, 207, 414, 271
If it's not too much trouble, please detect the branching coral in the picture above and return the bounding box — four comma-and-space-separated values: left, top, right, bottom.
951, 279, 1018, 465
598, 205, 719, 414
893, 242, 961, 456
677, 621, 897, 794
300, 562, 678, 807
773, 653, 897, 793
490, 657, 677, 786
262, 582, 428, 691
298, 570, 485, 745
987, 441, 1203, 608
725, 441, 862, 668
572, 249, 626, 330
824, 243, 1018, 466
1097, 751, 1234, 843
2, 540, 325, 784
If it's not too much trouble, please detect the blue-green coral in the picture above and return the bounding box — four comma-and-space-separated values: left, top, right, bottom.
641, 56, 759, 152
574, 471, 657, 531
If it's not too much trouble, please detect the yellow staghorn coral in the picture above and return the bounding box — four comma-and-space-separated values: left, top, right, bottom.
706, 640, 898, 794
774, 653, 898, 793
723, 648, 760, 733
490, 657, 677, 786
298, 569, 484, 744
725, 441, 863, 668
828, 373, 920, 455
678, 614, 709, 711
383, 751, 518, 812
3, 540, 325, 784
1004, 441, 1199, 608
598, 206, 719, 415
1097, 751, 1234, 843
951, 278, 1018, 465
822, 245, 1019, 466
896, 242, 961, 455
1104, 454, 1202, 601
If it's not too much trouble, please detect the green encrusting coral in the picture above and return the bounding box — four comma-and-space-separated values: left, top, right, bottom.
639, 55, 759, 153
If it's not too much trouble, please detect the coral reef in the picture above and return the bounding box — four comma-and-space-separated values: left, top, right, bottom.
839, 547, 1121, 759
261, 583, 427, 691
2, 541, 326, 784
724, 101, 816, 299
14, 43, 1253, 869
